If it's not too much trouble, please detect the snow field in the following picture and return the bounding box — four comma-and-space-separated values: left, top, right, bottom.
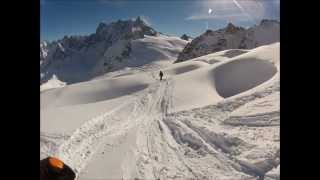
41, 42, 280, 180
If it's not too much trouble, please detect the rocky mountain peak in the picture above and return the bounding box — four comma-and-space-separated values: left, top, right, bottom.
180, 34, 192, 41
175, 19, 280, 63
40, 17, 185, 85
95, 17, 158, 42
134, 16, 145, 25
225, 22, 244, 34
204, 29, 215, 36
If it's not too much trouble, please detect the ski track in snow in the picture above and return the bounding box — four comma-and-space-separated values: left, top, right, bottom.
41, 70, 279, 180
53, 78, 175, 178
41, 75, 279, 179
163, 78, 279, 180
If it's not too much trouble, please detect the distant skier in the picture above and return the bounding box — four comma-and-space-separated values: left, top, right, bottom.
40, 157, 76, 180
159, 70, 164, 81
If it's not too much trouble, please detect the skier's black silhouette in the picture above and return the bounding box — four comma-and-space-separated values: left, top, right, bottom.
159, 71, 163, 81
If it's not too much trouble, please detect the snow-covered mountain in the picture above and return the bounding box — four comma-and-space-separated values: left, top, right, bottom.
175, 19, 279, 63
40, 17, 188, 85
180, 34, 193, 41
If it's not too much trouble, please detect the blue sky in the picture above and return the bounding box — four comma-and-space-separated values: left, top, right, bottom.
41, 0, 280, 42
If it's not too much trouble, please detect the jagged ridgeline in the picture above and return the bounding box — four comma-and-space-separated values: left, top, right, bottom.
180, 34, 193, 41
40, 18, 279, 85
40, 17, 187, 85
175, 19, 280, 63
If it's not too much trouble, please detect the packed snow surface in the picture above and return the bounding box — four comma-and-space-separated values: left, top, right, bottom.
41, 43, 280, 180
40, 74, 66, 92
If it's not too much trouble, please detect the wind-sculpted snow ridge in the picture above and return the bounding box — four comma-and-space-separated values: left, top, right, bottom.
213, 58, 277, 98
40, 73, 152, 109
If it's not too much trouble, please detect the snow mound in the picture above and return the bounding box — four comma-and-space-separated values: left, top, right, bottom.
213, 43, 279, 98
41, 74, 152, 109
163, 61, 208, 76
40, 75, 66, 92
171, 64, 203, 75
190, 49, 249, 65
214, 58, 277, 98
166, 43, 279, 111
221, 49, 250, 58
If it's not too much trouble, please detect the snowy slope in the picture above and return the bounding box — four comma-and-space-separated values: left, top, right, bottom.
41, 42, 279, 180
175, 19, 279, 63
40, 75, 66, 92
40, 17, 188, 86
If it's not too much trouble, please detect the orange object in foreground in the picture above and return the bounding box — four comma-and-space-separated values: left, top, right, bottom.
48, 157, 64, 169
40, 156, 75, 180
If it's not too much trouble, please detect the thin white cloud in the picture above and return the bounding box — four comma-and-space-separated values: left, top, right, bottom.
185, 0, 279, 22
186, 13, 248, 21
